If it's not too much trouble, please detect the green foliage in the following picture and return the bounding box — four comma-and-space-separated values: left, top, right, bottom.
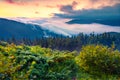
76, 68, 119, 80
0, 43, 78, 80
1, 42, 120, 80
76, 45, 120, 75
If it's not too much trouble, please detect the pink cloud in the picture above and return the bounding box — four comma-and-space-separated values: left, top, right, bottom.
5, 0, 14, 4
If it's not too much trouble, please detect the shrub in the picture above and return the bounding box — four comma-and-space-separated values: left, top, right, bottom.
0, 43, 78, 80
76, 45, 120, 75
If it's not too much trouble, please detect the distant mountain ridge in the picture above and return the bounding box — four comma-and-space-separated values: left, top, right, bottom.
0, 18, 120, 39
67, 19, 120, 26
0, 18, 63, 39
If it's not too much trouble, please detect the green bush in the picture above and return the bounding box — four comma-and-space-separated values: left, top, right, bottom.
0, 43, 78, 80
76, 45, 120, 75
1, 42, 120, 80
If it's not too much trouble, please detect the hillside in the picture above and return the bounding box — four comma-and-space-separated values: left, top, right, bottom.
0, 18, 62, 39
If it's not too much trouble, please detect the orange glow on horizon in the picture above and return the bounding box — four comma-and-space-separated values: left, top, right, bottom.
0, 2, 61, 18
0, 0, 120, 18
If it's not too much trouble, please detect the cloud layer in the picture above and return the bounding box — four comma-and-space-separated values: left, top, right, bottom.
55, 3, 120, 26
11, 17, 120, 35
56, 3, 120, 19
39, 18, 120, 35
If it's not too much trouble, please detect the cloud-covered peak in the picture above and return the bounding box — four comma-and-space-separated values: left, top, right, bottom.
11, 17, 120, 35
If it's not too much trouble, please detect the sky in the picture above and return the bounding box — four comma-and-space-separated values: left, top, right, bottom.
0, 0, 120, 18
0, 0, 120, 35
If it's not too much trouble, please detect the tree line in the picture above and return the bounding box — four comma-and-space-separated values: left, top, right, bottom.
0, 32, 120, 51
